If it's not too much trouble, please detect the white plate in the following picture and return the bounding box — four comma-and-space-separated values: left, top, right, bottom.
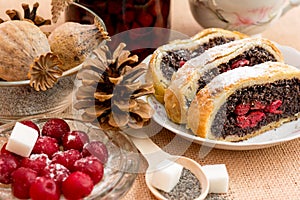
146, 44, 300, 150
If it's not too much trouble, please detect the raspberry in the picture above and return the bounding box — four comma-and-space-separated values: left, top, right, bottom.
0, 154, 20, 184
11, 167, 37, 199
234, 103, 250, 115
62, 171, 93, 199
1, 143, 21, 159
1, 143, 9, 155
41, 163, 70, 186
32, 136, 59, 158
247, 111, 266, 127
52, 149, 82, 171
20, 120, 40, 135
62, 130, 90, 151
265, 100, 283, 114
21, 154, 49, 175
42, 118, 70, 142
82, 141, 108, 164
30, 177, 60, 200
73, 156, 104, 185
231, 58, 250, 69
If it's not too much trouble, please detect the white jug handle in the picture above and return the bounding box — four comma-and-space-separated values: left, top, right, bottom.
282, 0, 300, 16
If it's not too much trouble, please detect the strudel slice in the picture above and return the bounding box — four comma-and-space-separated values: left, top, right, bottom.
187, 62, 300, 142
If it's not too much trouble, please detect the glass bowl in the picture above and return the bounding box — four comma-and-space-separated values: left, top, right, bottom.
0, 114, 140, 200
0, 1, 106, 123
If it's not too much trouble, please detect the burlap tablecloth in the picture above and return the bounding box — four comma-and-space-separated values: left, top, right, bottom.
123, 128, 300, 200
0, 1, 299, 199
123, 1, 300, 199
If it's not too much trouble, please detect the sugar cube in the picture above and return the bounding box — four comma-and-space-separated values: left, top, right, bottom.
202, 164, 229, 193
150, 159, 183, 192
5, 122, 39, 157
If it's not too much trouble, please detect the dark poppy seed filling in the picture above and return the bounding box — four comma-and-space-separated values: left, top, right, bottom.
160, 37, 235, 81
197, 47, 277, 94
211, 78, 300, 139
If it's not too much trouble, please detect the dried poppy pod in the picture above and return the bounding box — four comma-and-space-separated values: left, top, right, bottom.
0, 20, 50, 81
48, 18, 110, 71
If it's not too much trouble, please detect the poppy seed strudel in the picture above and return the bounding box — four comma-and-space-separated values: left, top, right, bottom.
187, 62, 300, 142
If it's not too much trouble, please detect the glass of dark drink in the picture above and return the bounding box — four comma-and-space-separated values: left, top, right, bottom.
65, 0, 171, 61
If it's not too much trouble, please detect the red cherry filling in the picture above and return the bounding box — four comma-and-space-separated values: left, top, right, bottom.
235, 100, 283, 128
0, 154, 20, 184
42, 118, 70, 142
30, 177, 60, 200
73, 156, 104, 185
234, 103, 250, 116
11, 167, 37, 199
62, 171, 94, 199
179, 60, 186, 67
264, 100, 283, 114
237, 111, 266, 128
62, 130, 89, 151
20, 120, 40, 135
82, 141, 108, 164
52, 149, 82, 171
231, 58, 250, 70
251, 100, 266, 110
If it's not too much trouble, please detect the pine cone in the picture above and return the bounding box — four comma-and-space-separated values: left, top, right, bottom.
75, 43, 154, 130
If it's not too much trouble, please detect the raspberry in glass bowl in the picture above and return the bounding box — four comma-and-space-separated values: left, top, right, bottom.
0, 114, 140, 200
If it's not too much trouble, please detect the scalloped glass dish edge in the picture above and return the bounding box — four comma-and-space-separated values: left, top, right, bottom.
146, 43, 300, 150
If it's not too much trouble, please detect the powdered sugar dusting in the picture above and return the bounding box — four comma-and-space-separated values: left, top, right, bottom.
67, 135, 76, 141
206, 62, 300, 94
29, 153, 51, 164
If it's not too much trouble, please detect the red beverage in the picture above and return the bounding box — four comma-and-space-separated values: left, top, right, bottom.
65, 0, 171, 61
